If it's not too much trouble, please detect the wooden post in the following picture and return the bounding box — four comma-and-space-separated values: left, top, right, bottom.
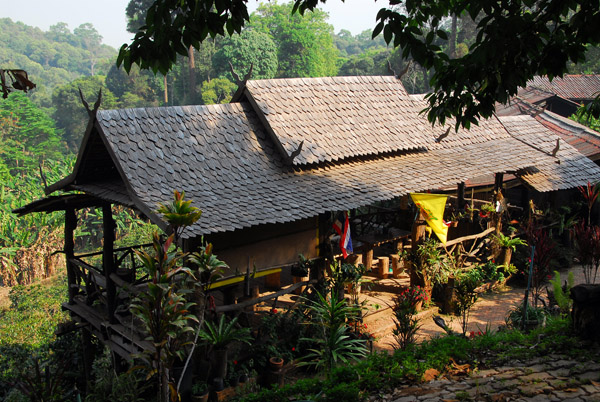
102, 204, 117, 324
65, 208, 77, 304
378, 256, 390, 278
363, 247, 373, 272
81, 329, 94, 392
457, 182, 465, 210
410, 209, 427, 288
494, 173, 504, 194
391, 254, 401, 278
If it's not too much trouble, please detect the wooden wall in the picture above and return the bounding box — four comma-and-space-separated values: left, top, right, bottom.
186, 216, 322, 276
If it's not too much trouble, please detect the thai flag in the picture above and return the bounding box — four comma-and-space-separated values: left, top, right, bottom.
333, 211, 353, 258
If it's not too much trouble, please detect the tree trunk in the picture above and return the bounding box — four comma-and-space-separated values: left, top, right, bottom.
164, 74, 169, 104
188, 45, 196, 103
449, 14, 457, 58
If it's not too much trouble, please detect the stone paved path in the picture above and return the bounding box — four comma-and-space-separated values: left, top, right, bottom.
370, 355, 600, 402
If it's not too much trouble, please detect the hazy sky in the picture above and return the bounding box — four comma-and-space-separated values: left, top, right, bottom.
1, 0, 384, 49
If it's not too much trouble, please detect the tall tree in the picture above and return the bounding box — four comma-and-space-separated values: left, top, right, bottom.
249, 2, 338, 78
118, 0, 600, 129
73, 23, 102, 75
52, 76, 117, 150
0, 92, 63, 173
212, 30, 278, 81
105, 64, 161, 107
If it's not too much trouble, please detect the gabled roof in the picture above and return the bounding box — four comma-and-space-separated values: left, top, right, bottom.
499, 115, 600, 191
534, 111, 600, 161
494, 90, 600, 161
240, 76, 434, 165
33, 76, 600, 239
528, 75, 600, 101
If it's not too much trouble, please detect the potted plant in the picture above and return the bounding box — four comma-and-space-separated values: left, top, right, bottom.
191, 382, 209, 402
492, 232, 527, 270
291, 254, 312, 277
198, 315, 252, 379
479, 202, 496, 218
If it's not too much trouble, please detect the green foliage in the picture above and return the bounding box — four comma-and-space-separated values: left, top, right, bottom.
0, 276, 68, 398
572, 104, 600, 132
391, 287, 424, 350
415, 237, 453, 286
118, 0, 600, 126
492, 233, 527, 251
0, 92, 64, 173
506, 301, 547, 331
105, 64, 161, 108
250, 2, 338, 78
131, 232, 197, 402
549, 270, 574, 315
298, 291, 368, 376
0, 157, 73, 285
157, 190, 203, 241
200, 78, 237, 104
0, 18, 116, 107
198, 315, 252, 350
212, 30, 278, 81
454, 269, 482, 335
52, 75, 118, 150
85, 349, 149, 402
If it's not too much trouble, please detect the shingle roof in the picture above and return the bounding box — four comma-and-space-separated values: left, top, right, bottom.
93, 92, 561, 238
534, 111, 600, 161
499, 115, 600, 192
243, 76, 434, 165
528, 75, 600, 101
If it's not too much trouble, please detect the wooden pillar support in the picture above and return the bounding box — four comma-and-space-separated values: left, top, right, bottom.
410, 210, 427, 288
65, 208, 77, 304
363, 248, 373, 272
494, 173, 504, 193
377, 256, 390, 278
391, 254, 401, 278
457, 182, 465, 210
102, 204, 117, 324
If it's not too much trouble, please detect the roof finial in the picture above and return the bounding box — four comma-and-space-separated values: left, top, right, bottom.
289, 141, 304, 163
229, 62, 254, 86
551, 138, 560, 157
435, 126, 452, 143
78, 88, 102, 117
388, 60, 410, 80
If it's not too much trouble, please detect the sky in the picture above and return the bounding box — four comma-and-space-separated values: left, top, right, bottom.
0, 0, 384, 49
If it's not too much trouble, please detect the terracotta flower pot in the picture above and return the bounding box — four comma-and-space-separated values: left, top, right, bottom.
268, 357, 284, 371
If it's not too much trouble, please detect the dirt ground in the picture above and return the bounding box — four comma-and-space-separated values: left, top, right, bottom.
361, 264, 588, 352
0, 286, 11, 309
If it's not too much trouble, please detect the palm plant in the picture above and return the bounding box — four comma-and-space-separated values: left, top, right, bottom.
198, 315, 252, 351
298, 291, 368, 377
198, 315, 252, 379
131, 232, 197, 402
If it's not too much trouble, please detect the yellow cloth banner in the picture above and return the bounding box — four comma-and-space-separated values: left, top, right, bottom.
410, 193, 449, 244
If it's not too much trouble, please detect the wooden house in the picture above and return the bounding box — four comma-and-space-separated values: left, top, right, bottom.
15, 76, 600, 359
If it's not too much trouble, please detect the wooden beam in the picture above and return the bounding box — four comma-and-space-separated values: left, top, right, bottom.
103, 204, 117, 324
442, 227, 495, 248
494, 173, 504, 193
457, 182, 465, 210
215, 280, 316, 313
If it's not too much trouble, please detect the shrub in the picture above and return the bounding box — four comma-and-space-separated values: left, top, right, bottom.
454, 269, 482, 335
